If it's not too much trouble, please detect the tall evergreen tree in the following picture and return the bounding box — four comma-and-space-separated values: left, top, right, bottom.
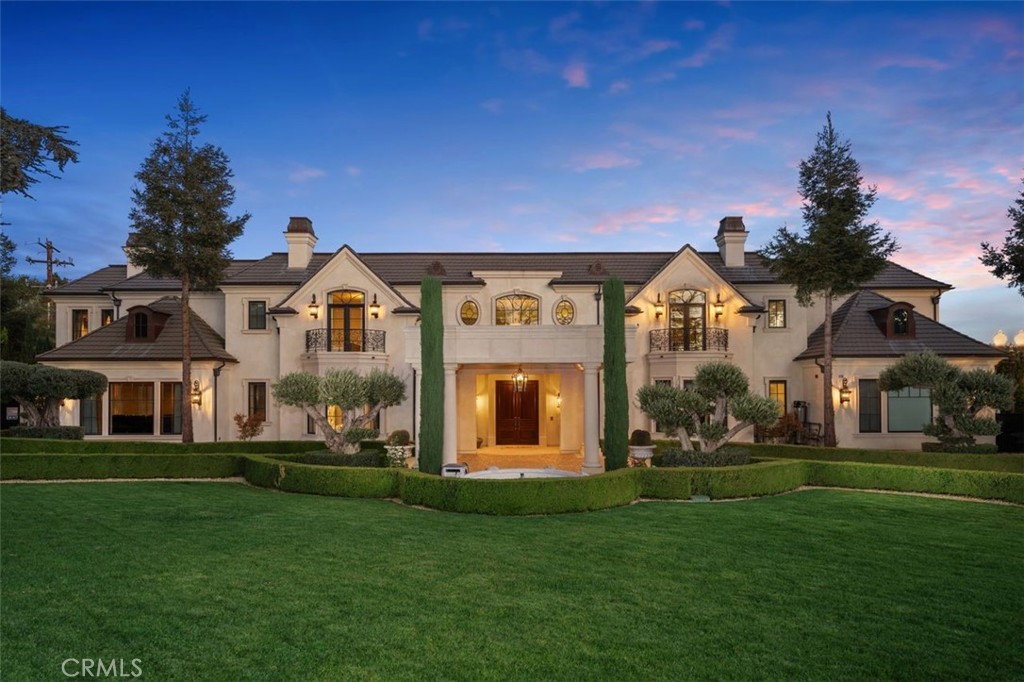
0, 234, 54, 361
126, 91, 249, 442
759, 113, 897, 447
602, 277, 628, 470
980, 177, 1024, 296
418, 276, 444, 474
0, 108, 79, 199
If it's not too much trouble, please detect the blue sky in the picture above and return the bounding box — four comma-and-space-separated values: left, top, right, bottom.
2, 1, 1021, 343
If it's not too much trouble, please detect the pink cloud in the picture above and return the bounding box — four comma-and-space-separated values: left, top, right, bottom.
608, 122, 703, 158
572, 151, 640, 172
636, 39, 680, 59
874, 55, 950, 71
676, 23, 735, 68
562, 60, 590, 88
714, 126, 756, 141
874, 176, 917, 202
607, 79, 630, 95
922, 193, 953, 210
588, 204, 682, 235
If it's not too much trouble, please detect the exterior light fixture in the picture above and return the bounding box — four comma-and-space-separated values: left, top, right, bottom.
839, 377, 852, 407
1016, 330, 1024, 347
992, 330, 1007, 347
654, 293, 665, 320
713, 293, 725, 320
190, 380, 202, 407
369, 293, 381, 319
511, 366, 528, 393
556, 392, 561, 409
308, 294, 319, 320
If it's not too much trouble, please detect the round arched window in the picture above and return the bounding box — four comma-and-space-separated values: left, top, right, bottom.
459, 300, 479, 326
554, 299, 575, 325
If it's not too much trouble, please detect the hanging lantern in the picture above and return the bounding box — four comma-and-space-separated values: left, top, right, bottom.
511, 366, 528, 393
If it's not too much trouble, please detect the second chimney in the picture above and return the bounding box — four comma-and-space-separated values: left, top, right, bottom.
285, 217, 317, 269
715, 216, 748, 268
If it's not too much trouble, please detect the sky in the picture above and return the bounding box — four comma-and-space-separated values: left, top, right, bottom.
2, 1, 1022, 343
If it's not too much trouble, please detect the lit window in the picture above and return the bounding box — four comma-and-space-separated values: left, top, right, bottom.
768, 380, 787, 414
768, 300, 786, 329
109, 382, 154, 435
101, 309, 114, 326
459, 300, 479, 326
72, 309, 89, 340
495, 294, 539, 326
554, 299, 575, 325
248, 382, 267, 422
248, 300, 267, 330
327, 404, 343, 431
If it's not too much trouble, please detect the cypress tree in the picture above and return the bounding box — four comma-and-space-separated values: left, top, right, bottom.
602, 276, 628, 470
418, 276, 444, 474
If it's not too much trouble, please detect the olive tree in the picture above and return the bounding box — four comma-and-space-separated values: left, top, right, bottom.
272, 368, 406, 453
636, 362, 779, 453
878, 352, 1013, 449
0, 361, 107, 427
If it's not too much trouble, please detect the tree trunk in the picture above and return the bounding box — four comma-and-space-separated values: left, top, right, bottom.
181, 273, 194, 443
822, 293, 837, 447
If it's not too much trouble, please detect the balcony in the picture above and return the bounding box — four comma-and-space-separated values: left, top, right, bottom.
305, 328, 386, 353
649, 327, 728, 353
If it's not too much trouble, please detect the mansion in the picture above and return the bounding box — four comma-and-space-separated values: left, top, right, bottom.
41, 216, 1004, 469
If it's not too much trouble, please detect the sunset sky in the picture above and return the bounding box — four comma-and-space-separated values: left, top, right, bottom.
2, 1, 1021, 342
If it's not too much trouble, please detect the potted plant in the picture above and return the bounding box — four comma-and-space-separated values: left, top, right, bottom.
385, 429, 415, 468
628, 429, 655, 463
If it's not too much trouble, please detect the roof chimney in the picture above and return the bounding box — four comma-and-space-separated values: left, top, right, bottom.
715, 216, 748, 268
284, 217, 317, 269
123, 233, 145, 279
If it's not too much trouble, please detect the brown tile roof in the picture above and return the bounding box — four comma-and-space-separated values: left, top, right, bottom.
795, 290, 1003, 361
38, 297, 237, 363
48, 265, 128, 295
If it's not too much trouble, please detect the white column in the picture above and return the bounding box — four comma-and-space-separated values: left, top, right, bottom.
443, 363, 458, 465
582, 363, 603, 474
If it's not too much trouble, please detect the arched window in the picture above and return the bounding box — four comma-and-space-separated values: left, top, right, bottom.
495, 294, 539, 326
892, 309, 910, 335
459, 300, 479, 326
554, 299, 575, 325
669, 289, 705, 351
328, 289, 365, 351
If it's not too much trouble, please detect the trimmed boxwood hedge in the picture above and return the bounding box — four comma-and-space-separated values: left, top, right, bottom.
0, 454, 243, 480
804, 461, 1024, 505
635, 460, 806, 500
0, 438, 317, 455
2, 426, 84, 440
244, 455, 399, 498
397, 468, 640, 515
748, 443, 1023, 473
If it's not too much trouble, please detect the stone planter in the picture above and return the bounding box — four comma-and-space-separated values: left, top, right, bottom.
628, 445, 655, 460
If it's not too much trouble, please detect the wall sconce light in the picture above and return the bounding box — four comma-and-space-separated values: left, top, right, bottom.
308, 294, 319, 320
190, 380, 202, 407
511, 366, 528, 393
839, 376, 852, 407
654, 293, 665, 320
713, 293, 724, 320
369, 293, 380, 319
556, 392, 562, 409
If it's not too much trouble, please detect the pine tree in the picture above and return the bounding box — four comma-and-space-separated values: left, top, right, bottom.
759, 113, 897, 447
602, 277, 628, 469
0, 108, 79, 199
418, 276, 444, 474
980, 177, 1024, 296
126, 91, 249, 442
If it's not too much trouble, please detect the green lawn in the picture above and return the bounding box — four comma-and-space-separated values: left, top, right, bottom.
1, 484, 1021, 681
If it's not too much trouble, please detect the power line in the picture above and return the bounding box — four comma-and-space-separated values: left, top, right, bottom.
25, 239, 74, 288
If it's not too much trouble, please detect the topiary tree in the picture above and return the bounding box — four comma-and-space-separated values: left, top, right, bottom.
878, 352, 1013, 450
603, 276, 629, 470
272, 368, 406, 453
0, 361, 107, 427
418, 276, 444, 474
636, 361, 779, 453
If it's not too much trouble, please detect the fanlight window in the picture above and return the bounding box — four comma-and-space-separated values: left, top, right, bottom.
554, 299, 575, 325
668, 289, 706, 351
460, 300, 479, 326
495, 294, 539, 326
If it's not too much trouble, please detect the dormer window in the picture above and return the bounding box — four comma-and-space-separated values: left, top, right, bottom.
869, 302, 916, 339
892, 309, 910, 335
134, 313, 149, 339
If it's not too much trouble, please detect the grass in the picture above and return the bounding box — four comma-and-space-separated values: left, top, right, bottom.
1, 483, 1022, 681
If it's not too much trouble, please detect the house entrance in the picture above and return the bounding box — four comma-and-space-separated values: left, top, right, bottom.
495, 380, 539, 445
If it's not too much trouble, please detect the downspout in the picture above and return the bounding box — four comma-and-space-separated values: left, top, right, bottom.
213, 361, 226, 441
931, 289, 942, 321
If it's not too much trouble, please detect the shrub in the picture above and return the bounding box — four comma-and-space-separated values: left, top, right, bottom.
659, 446, 752, 468
629, 429, 652, 446
3, 425, 84, 440
921, 442, 998, 454
285, 450, 389, 468
359, 439, 387, 453
805, 461, 1024, 505
419, 276, 444, 474
603, 276, 629, 470
243, 455, 399, 498
0, 454, 243, 480
747, 443, 1023, 473
0, 438, 316, 455
386, 429, 412, 446
233, 413, 265, 441
637, 460, 805, 500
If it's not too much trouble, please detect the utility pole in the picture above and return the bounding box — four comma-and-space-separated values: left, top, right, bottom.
26, 239, 74, 289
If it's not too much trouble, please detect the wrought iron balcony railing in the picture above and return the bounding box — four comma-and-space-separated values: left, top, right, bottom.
649, 327, 728, 352
305, 328, 386, 353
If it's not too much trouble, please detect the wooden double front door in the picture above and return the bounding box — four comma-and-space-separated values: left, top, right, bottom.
495, 380, 539, 445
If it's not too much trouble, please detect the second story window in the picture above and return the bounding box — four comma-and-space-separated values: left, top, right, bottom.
101, 309, 114, 326
459, 300, 479, 326
554, 299, 575, 325
768, 300, 786, 328
72, 309, 89, 340
248, 300, 268, 330
495, 294, 539, 326
892, 309, 910, 335
134, 313, 149, 339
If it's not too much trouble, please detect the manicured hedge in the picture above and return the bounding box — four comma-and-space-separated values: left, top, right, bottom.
0, 454, 243, 480
804, 461, 1024, 505
748, 443, 1023, 473
243, 455, 399, 498
397, 468, 640, 515
0, 438, 316, 455
2, 426, 84, 440
636, 460, 806, 500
